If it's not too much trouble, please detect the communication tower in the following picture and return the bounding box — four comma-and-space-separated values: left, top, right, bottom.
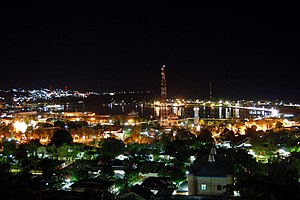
160, 65, 169, 126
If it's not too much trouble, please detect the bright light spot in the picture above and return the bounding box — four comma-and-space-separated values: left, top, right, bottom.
277, 149, 291, 157
13, 121, 27, 133
271, 109, 279, 117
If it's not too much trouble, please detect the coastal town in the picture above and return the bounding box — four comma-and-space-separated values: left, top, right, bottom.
2, 2, 300, 199
0, 79, 300, 199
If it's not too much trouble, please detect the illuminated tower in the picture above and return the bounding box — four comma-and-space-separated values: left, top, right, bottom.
161, 65, 167, 103
160, 65, 168, 126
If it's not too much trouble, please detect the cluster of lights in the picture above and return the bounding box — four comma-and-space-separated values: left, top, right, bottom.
13, 121, 27, 133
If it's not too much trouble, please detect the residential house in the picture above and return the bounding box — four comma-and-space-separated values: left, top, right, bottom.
188, 147, 234, 196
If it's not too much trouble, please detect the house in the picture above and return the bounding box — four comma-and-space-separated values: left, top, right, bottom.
174, 181, 188, 195
141, 177, 175, 199
103, 125, 124, 139
118, 192, 146, 200
118, 184, 154, 200
167, 113, 179, 127
41, 190, 114, 200
188, 146, 234, 196
71, 178, 114, 193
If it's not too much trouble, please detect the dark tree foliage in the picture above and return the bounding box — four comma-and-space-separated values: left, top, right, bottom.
0, 162, 11, 173
100, 162, 115, 179
67, 121, 88, 129
197, 129, 214, 144
68, 161, 91, 181
125, 142, 145, 156
26, 139, 41, 157
14, 144, 31, 172
166, 140, 192, 163
169, 165, 186, 184
50, 129, 73, 147
234, 157, 299, 199
101, 138, 125, 158
175, 128, 196, 140
3, 139, 17, 157
0, 172, 40, 200
40, 158, 57, 179
140, 161, 159, 174
14, 143, 28, 161
220, 128, 236, 142
54, 120, 65, 128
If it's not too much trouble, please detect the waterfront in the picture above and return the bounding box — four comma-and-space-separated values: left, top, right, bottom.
85, 102, 272, 120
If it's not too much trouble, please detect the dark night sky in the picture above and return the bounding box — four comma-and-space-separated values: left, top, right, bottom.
0, 2, 299, 101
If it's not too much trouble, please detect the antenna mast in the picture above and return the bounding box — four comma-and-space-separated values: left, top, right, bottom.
160, 65, 168, 126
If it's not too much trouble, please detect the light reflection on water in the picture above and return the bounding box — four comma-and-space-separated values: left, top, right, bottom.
85, 103, 270, 119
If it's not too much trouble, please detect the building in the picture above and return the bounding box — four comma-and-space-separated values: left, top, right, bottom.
188, 147, 234, 196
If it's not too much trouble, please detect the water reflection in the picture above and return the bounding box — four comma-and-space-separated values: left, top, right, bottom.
219, 107, 222, 118
85, 102, 272, 119
233, 108, 240, 118
155, 106, 160, 117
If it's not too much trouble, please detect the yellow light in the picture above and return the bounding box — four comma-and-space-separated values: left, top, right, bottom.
13, 121, 27, 133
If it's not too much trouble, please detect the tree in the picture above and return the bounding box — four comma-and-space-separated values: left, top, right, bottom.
0, 162, 11, 173
14, 143, 31, 173
3, 139, 16, 162
68, 161, 91, 181
101, 138, 125, 158
234, 157, 299, 199
169, 165, 186, 185
57, 143, 72, 160
140, 161, 158, 174
174, 128, 196, 140
166, 140, 191, 163
50, 129, 73, 147
220, 128, 236, 142
197, 129, 214, 144
54, 120, 65, 128
40, 158, 57, 179
26, 138, 41, 157
125, 142, 144, 156
99, 159, 115, 179
123, 159, 139, 186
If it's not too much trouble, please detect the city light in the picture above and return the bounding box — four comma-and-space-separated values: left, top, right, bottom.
13, 121, 27, 133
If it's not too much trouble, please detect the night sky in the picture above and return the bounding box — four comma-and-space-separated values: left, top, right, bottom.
1, 3, 299, 101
